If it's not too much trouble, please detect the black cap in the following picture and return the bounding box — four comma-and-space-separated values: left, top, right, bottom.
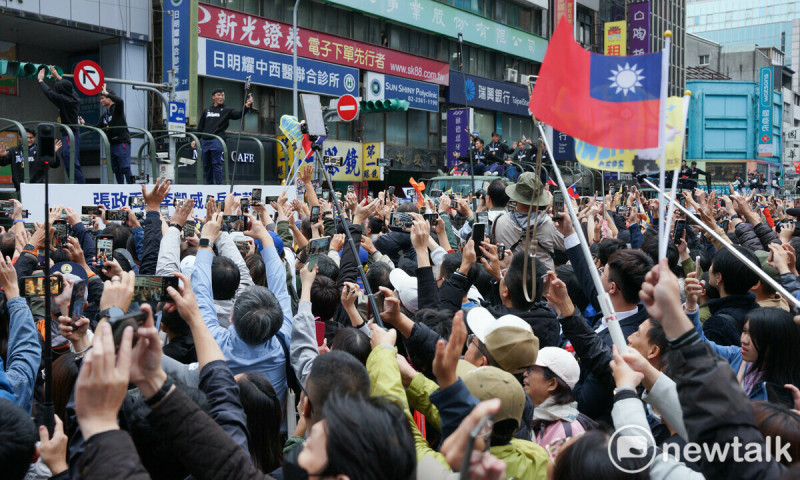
786, 208, 800, 218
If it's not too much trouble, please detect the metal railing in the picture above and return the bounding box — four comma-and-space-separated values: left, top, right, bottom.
0, 118, 29, 183
101, 126, 158, 180
19, 121, 76, 184
149, 130, 203, 183
63, 124, 112, 182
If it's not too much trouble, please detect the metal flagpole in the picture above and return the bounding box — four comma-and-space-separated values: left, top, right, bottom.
664, 92, 693, 236
657, 32, 672, 260
642, 177, 800, 309
536, 122, 627, 352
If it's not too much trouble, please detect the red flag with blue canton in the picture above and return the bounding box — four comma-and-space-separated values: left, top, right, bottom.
530, 17, 665, 150
566, 183, 580, 199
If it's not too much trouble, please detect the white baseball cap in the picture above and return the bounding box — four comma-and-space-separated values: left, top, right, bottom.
534, 347, 580, 389
466, 307, 532, 342
389, 268, 418, 313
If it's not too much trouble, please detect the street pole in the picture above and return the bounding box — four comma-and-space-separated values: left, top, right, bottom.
457, 33, 477, 210
292, 0, 301, 118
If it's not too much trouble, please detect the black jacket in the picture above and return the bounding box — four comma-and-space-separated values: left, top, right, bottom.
374, 230, 417, 265
0, 143, 61, 190
702, 294, 758, 346
39, 80, 80, 128
197, 103, 250, 137
163, 334, 197, 364
140, 211, 163, 275
665, 330, 789, 480
488, 303, 561, 348
96, 92, 131, 144
486, 140, 513, 163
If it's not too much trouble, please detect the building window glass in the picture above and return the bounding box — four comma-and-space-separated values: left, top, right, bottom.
365, 112, 385, 143
699, 54, 709, 65
386, 112, 408, 145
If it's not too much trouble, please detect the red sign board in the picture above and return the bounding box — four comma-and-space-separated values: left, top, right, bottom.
337, 94, 359, 122
198, 3, 449, 85
555, 0, 575, 32
73, 60, 104, 96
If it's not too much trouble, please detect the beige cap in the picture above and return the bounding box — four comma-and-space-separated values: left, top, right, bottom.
461, 366, 526, 427
467, 307, 540, 374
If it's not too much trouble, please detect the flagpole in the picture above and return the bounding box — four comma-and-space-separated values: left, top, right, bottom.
657, 31, 672, 260
664, 92, 693, 237
536, 122, 627, 353
642, 177, 800, 309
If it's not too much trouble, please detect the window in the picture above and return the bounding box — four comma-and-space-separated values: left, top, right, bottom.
699, 54, 709, 65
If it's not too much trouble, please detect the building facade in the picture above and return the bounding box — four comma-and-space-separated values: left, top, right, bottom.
0, 0, 151, 184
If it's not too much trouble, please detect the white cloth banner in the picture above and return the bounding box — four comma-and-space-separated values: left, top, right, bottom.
20, 183, 297, 223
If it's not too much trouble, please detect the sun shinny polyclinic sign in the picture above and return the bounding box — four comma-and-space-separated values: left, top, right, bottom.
197, 3, 449, 86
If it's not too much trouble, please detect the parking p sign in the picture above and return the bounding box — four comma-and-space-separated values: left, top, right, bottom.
168, 101, 186, 134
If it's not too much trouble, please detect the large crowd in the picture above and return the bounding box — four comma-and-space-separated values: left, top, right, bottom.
2, 162, 800, 480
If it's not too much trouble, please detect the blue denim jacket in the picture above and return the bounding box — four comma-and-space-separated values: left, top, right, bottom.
5, 296, 41, 412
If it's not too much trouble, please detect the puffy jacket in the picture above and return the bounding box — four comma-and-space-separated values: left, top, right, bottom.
734, 221, 779, 252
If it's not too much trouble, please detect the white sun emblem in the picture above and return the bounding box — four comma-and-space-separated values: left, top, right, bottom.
608, 63, 644, 96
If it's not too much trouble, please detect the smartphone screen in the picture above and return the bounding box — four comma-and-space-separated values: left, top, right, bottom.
390, 212, 413, 230
183, 220, 196, 237
235, 240, 250, 257
53, 221, 68, 246
223, 215, 247, 232
673, 219, 686, 245
308, 236, 331, 256
251, 188, 262, 204
0, 200, 14, 215
128, 196, 146, 208
159, 206, 170, 217
69, 280, 87, 321
96, 235, 114, 265
472, 223, 486, 259
240, 198, 250, 213
322, 191, 330, 201
82, 205, 101, 216
476, 211, 489, 224
424, 212, 439, 227
21, 275, 63, 296
105, 210, 128, 222
133, 275, 180, 303
311, 206, 320, 222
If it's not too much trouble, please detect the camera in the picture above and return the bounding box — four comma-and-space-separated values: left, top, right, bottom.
323, 155, 344, 167
131, 174, 150, 184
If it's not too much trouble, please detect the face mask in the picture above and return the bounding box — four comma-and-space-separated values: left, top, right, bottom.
283, 448, 310, 480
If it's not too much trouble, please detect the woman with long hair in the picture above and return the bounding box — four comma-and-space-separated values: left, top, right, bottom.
236, 373, 283, 474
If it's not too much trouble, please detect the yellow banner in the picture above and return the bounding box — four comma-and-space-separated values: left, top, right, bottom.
323, 140, 363, 182
362, 142, 384, 181
574, 96, 687, 172
275, 135, 293, 179
604, 21, 626, 56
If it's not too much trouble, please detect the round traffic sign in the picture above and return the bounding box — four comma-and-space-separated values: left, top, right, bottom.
73, 60, 105, 96
337, 94, 359, 122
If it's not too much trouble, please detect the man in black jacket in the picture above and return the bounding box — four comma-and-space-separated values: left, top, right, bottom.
197, 88, 253, 185
0, 127, 61, 191
703, 246, 760, 346
486, 131, 513, 176
37, 66, 84, 183
95, 84, 132, 184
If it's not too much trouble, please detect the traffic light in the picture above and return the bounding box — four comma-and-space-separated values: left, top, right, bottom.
0, 60, 63, 79
359, 98, 410, 113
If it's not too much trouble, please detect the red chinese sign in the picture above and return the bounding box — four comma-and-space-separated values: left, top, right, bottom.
554, 0, 575, 32
198, 3, 449, 85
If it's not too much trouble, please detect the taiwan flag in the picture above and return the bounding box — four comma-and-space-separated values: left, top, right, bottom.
566, 183, 580, 199
530, 17, 666, 150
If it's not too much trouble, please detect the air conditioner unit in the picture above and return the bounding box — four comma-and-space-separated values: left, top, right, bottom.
504, 68, 519, 83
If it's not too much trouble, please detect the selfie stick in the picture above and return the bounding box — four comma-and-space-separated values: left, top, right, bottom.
229, 75, 252, 193
311, 149, 383, 327
535, 122, 627, 353
642, 178, 800, 309
41, 124, 54, 434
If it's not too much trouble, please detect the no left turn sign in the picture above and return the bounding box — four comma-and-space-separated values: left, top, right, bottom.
73, 60, 105, 96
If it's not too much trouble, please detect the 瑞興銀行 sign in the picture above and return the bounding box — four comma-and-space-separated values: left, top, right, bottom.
447, 72, 529, 117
